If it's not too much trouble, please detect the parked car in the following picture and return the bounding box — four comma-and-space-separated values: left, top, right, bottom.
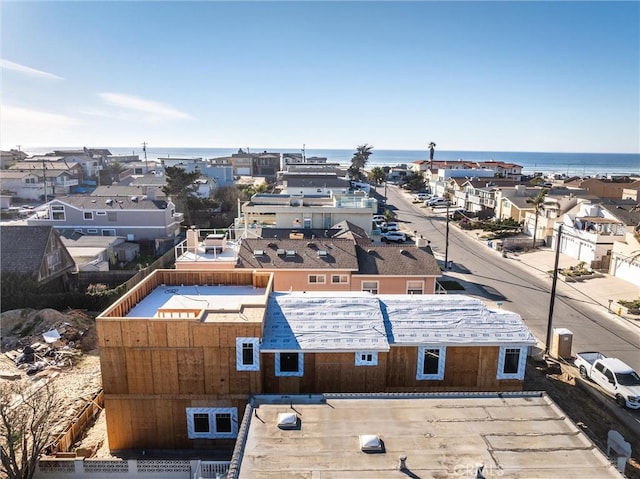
414, 193, 430, 201
427, 198, 450, 207
381, 231, 406, 243
385, 222, 400, 232
372, 215, 386, 223
373, 220, 387, 230
574, 351, 640, 409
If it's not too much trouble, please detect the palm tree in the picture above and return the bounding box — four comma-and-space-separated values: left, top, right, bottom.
368, 166, 386, 186
527, 189, 549, 249
428, 142, 436, 163
348, 144, 373, 181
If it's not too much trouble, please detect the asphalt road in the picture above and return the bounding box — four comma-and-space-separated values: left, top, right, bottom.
383, 185, 640, 372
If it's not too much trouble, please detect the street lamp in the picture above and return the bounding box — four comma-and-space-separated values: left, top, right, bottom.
545, 224, 563, 355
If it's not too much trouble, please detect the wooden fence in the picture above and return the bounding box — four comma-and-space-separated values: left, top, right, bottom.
52, 389, 104, 453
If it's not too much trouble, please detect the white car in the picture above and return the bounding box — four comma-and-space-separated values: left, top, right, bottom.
428, 198, 450, 207
385, 222, 400, 232
372, 215, 386, 223
381, 231, 406, 243
414, 193, 430, 201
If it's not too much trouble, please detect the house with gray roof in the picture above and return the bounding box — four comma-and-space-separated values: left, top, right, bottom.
26, 194, 183, 243
0, 225, 75, 309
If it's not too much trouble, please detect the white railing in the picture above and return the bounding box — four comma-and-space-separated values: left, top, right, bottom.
192, 460, 230, 479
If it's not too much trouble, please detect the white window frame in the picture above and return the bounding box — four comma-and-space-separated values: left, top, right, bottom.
331, 274, 349, 284
497, 346, 527, 380
51, 205, 65, 221
96, 211, 107, 216
361, 281, 379, 294
308, 274, 326, 284
186, 407, 238, 439
83, 211, 93, 220
416, 346, 446, 380
406, 280, 424, 294
236, 337, 260, 371
87, 228, 98, 234
355, 351, 378, 366
276, 352, 304, 377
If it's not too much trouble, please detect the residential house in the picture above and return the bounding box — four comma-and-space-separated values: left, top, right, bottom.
622, 185, 640, 202
430, 168, 496, 198
26, 195, 183, 243
60, 234, 140, 271
494, 185, 544, 222
0, 225, 75, 298
609, 229, 640, 287
551, 199, 637, 267
0, 149, 27, 169
229, 149, 281, 179
564, 177, 640, 199
282, 153, 329, 166
96, 270, 536, 452
237, 191, 377, 236
231, 393, 623, 479
281, 172, 350, 195
476, 160, 523, 180
454, 178, 518, 213
5, 160, 83, 199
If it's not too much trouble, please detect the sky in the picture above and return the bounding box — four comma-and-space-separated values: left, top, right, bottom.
0, 1, 638, 153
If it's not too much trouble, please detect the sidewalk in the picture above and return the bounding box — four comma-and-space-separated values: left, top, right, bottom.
457, 225, 640, 329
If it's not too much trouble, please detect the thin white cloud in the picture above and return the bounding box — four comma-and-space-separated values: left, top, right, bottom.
98, 92, 194, 122
1, 105, 80, 128
0, 59, 63, 80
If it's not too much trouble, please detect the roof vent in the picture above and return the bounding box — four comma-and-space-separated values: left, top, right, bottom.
277, 248, 285, 255
317, 250, 328, 257
105, 199, 113, 205
253, 250, 265, 256
277, 412, 298, 429
400, 249, 406, 254
286, 250, 296, 257
359, 434, 384, 452
131, 196, 138, 202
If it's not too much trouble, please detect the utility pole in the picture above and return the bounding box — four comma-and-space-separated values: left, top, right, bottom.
142, 142, 148, 173
302, 144, 306, 163
545, 224, 563, 355
444, 202, 450, 269
42, 158, 48, 203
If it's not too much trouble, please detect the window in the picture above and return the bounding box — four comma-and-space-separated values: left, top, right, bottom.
83, 211, 93, 220
101, 229, 116, 236
361, 281, 379, 294
308, 274, 326, 284
497, 346, 527, 380
87, 229, 98, 234
186, 407, 238, 439
46, 250, 61, 269
355, 352, 378, 366
406, 281, 424, 294
417, 346, 446, 380
331, 274, 349, 284
51, 205, 65, 221
96, 211, 107, 216
276, 352, 304, 376
236, 338, 260, 371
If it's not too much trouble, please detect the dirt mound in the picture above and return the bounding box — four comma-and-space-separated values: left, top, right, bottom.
1, 308, 97, 353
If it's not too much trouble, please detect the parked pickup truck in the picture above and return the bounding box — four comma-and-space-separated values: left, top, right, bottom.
574, 351, 640, 409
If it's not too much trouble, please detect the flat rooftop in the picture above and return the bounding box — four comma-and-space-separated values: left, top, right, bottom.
125, 285, 268, 323
233, 393, 622, 478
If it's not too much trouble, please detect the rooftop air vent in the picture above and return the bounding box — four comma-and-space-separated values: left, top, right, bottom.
105, 199, 113, 205
131, 196, 138, 202
253, 250, 265, 256
317, 250, 328, 257
277, 248, 286, 255
359, 434, 384, 452
286, 250, 296, 257
277, 412, 298, 429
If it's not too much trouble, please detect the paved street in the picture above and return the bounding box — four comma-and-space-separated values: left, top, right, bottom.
383, 185, 640, 371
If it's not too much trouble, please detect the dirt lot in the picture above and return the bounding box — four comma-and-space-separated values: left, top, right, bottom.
2, 309, 639, 475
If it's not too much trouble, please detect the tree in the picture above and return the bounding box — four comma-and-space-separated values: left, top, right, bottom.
527, 189, 549, 249
428, 142, 436, 162
401, 172, 426, 192
1, 379, 64, 479
368, 166, 386, 186
162, 166, 201, 226
348, 144, 373, 182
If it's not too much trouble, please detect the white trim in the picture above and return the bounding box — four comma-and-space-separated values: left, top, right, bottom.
186, 407, 238, 439
355, 351, 378, 366
497, 346, 527, 380
83, 211, 93, 220
276, 352, 304, 377
331, 274, 349, 284
361, 280, 379, 294
236, 337, 260, 371
416, 346, 446, 380
308, 274, 326, 284
406, 280, 424, 294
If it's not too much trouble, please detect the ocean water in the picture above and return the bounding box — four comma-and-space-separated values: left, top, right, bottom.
23, 146, 640, 177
